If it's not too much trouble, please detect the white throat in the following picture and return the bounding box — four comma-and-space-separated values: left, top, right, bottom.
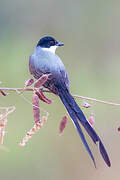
42, 46, 58, 54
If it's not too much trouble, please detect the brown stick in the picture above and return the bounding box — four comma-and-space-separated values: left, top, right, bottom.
0, 87, 120, 107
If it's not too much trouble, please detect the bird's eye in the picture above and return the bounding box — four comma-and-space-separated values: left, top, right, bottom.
50, 41, 55, 46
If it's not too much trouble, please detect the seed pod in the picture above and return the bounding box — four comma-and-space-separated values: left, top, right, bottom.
88, 114, 95, 126
59, 115, 68, 135
19, 121, 43, 147
0, 90, 8, 96
34, 74, 50, 88
118, 126, 120, 131
35, 90, 52, 104
32, 93, 40, 123
25, 78, 34, 87
0, 116, 7, 144
82, 101, 91, 108
42, 116, 48, 123
19, 142, 25, 147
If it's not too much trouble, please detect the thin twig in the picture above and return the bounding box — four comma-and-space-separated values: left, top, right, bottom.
0, 87, 50, 93
0, 106, 16, 121
73, 95, 120, 106
0, 87, 120, 107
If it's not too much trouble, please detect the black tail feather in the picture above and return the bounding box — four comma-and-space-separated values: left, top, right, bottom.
56, 82, 111, 167
59, 89, 96, 167
99, 140, 111, 167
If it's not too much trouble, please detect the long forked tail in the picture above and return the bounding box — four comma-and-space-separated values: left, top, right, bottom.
56, 82, 111, 167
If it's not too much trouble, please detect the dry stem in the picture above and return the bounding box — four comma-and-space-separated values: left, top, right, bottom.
0, 87, 120, 107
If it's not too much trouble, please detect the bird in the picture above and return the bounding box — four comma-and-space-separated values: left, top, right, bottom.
29, 36, 111, 167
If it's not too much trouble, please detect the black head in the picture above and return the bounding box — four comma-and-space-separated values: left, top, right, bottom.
37, 36, 64, 48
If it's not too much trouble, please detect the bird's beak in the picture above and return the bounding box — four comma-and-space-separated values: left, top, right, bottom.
56, 41, 64, 46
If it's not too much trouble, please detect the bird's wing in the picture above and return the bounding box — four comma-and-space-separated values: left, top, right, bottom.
29, 54, 48, 79
29, 52, 70, 89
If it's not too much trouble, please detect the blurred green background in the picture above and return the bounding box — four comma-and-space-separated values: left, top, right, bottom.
0, 0, 120, 179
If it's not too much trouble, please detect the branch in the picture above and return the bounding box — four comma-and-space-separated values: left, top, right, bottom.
73, 95, 120, 106
0, 87, 120, 107
1, 77, 120, 150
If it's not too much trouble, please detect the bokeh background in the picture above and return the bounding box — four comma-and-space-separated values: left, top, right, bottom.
0, 0, 120, 179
